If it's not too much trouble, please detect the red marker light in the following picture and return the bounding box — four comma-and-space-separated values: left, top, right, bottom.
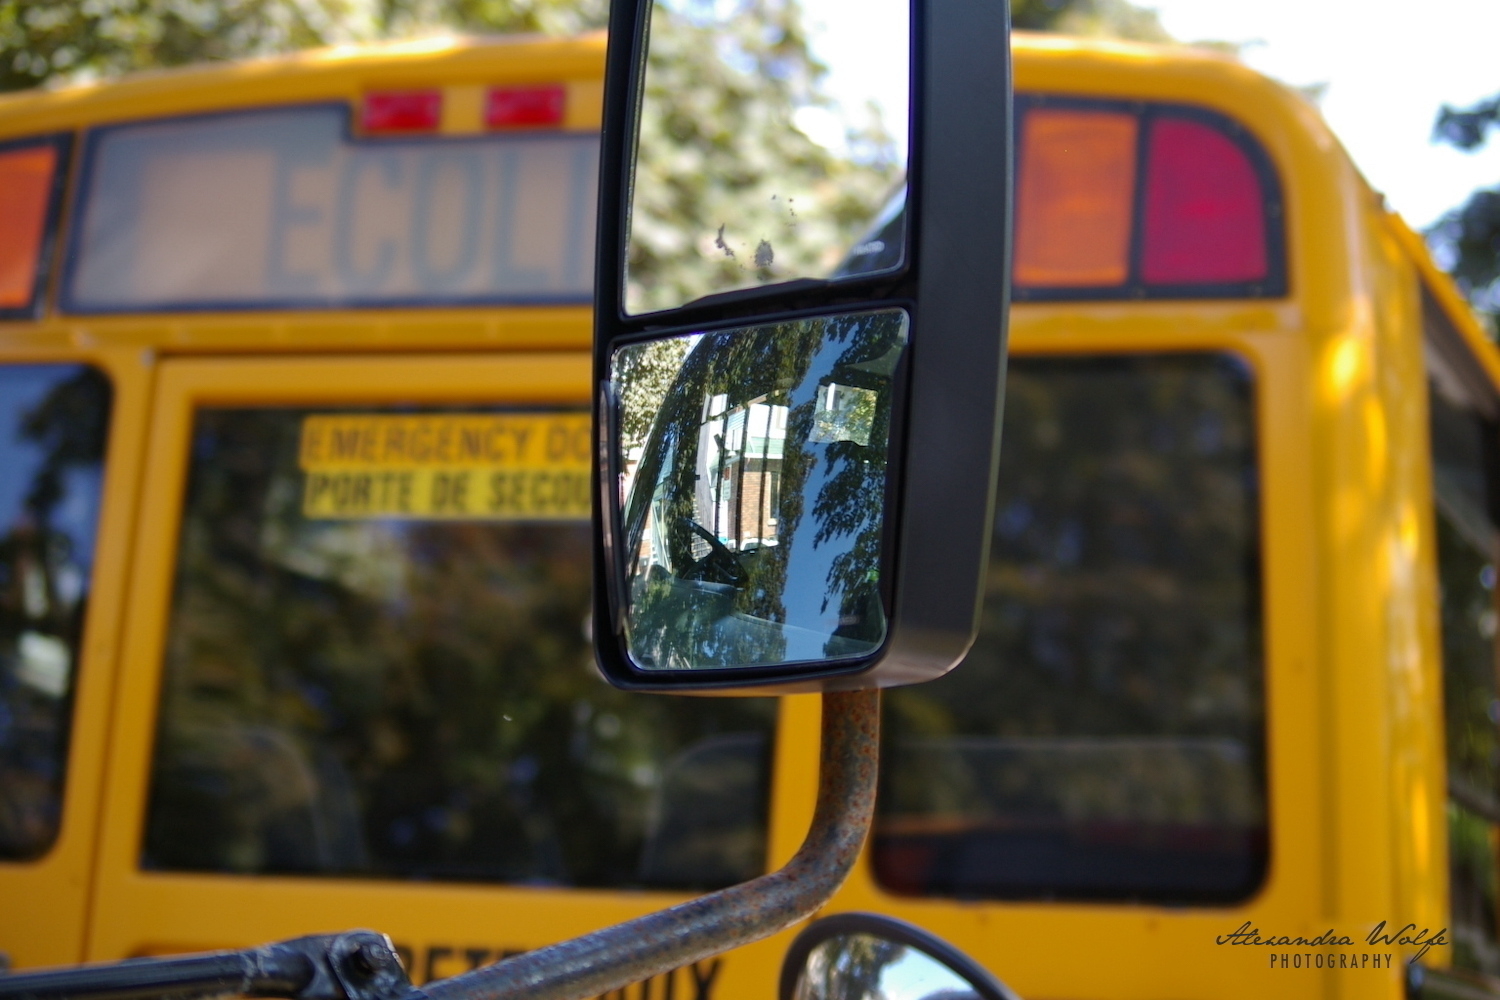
362, 90, 442, 133
1141, 116, 1267, 286
486, 85, 566, 128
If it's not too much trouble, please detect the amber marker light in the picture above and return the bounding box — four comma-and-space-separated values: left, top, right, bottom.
1013, 108, 1138, 288
0, 144, 57, 310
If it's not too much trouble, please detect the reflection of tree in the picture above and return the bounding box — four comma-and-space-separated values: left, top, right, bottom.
802, 936, 905, 1000
619, 313, 901, 668
878, 355, 1266, 900
0, 366, 111, 859
145, 407, 776, 886
805, 314, 903, 647
628, 0, 901, 312
616, 337, 692, 457
19, 368, 111, 526
1428, 392, 1500, 973
622, 325, 820, 668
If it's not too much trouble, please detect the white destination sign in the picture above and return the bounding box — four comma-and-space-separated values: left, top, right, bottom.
67, 106, 598, 311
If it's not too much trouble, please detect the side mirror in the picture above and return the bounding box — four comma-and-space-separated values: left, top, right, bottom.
780, 913, 1022, 1000
592, 0, 1013, 692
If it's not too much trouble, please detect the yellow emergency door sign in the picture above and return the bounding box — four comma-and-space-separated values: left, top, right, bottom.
299, 412, 591, 520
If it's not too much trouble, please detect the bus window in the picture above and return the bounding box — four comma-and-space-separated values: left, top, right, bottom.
0, 365, 111, 860
143, 406, 775, 889
876, 354, 1265, 904
1428, 374, 1500, 974
64, 107, 598, 313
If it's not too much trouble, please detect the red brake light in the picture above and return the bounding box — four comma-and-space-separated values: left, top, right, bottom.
0, 144, 57, 310
1141, 117, 1267, 285
362, 90, 442, 133
486, 86, 566, 128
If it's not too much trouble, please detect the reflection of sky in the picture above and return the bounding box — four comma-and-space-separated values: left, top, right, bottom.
799, 0, 910, 163
777, 331, 860, 644
657, 0, 910, 164
877, 947, 973, 1000
0, 366, 104, 574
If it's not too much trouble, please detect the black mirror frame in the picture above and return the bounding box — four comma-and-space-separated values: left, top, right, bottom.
777, 912, 1021, 1000
591, 0, 1012, 693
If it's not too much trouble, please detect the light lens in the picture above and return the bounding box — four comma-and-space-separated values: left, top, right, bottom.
1014, 109, 1138, 288
486, 85, 566, 128
0, 144, 57, 310
1142, 117, 1267, 285
362, 90, 442, 133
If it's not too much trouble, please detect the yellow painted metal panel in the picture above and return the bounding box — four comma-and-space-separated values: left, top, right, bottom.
84, 353, 794, 1000
818, 326, 1332, 1000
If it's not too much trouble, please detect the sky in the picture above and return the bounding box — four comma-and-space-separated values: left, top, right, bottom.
1150, 0, 1500, 230
799, 0, 1500, 233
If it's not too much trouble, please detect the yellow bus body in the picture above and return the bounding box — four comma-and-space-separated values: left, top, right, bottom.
0, 29, 1493, 1000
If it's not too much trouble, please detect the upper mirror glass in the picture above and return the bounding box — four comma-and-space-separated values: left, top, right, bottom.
613, 308, 907, 671
794, 934, 987, 1000
625, 0, 911, 314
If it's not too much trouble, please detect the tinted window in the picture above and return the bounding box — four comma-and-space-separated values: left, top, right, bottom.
0, 364, 111, 859
144, 407, 775, 888
1428, 381, 1500, 974
876, 354, 1265, 903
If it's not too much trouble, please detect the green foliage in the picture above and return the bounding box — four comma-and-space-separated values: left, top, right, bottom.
625, 1, 900, 312
880, 356, 1266, 900
1431, 95, 1500, 330
374, 0, 607, 39
0, 0, 608, 92
0, 0, 356, 91
3, 0, 1175, 94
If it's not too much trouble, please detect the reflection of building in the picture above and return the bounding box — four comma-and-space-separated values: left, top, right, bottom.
688, 385, 877, 554
695, 395, 786, 552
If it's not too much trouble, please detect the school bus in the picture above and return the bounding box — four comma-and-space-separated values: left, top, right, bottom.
0, 24, 1495, 1000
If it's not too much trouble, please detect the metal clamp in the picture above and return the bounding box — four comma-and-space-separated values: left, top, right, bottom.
0, 931, 410, 1000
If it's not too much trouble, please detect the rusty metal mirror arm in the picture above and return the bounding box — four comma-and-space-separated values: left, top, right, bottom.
409, 690, 878, 1000
0, 692, 878, 1000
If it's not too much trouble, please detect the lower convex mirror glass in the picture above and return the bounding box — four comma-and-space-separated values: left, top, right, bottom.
781, 914, 1020, 1000
610, 309, 907, 672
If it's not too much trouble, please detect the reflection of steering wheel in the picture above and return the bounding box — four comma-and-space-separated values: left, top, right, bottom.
680, 518, 749, 588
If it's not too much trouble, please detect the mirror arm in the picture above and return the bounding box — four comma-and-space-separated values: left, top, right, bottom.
0, 932, 410, 1000
408, 690, 880, 1000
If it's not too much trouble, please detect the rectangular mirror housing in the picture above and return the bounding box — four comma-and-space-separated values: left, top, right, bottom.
593, 0, 1013, 693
